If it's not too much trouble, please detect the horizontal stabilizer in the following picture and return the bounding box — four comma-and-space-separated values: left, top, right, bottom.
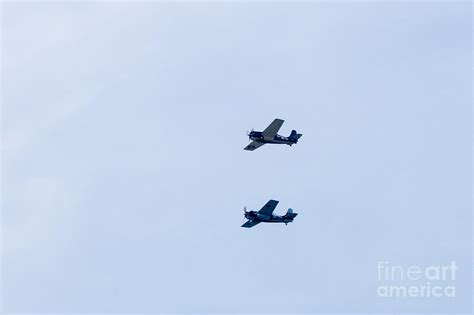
285, 208, 298, 219
289, 130, 302, 140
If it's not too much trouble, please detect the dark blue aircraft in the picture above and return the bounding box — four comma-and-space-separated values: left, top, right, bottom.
244, 118, 302, 151
241, 199, 298, 228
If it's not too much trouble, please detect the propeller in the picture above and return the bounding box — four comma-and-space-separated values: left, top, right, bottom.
246, 128, 254, 141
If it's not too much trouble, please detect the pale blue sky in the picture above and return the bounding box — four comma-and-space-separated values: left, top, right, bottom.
1, 2, 472, 314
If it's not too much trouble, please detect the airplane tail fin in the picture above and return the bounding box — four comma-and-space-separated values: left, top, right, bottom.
289, 130, 303, 140
285, 208, 298, 219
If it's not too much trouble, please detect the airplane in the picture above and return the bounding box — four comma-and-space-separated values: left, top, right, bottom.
244, 118, 302, 151
241, 199, 298, 228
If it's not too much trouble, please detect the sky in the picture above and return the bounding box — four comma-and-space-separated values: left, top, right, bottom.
1, 1, 472, 314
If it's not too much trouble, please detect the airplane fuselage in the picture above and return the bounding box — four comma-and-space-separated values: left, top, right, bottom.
244, 210, 295, 224
248, 131, 298, 146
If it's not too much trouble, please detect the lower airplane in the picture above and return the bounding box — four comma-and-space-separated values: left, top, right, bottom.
244, 118, 302, 151
241, 199, 298, 228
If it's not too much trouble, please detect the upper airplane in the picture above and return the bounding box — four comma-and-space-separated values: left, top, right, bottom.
244, 118, 302, 151
241, 199, 298, 228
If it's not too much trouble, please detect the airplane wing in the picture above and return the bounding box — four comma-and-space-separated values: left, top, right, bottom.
262, 119, 284, 138
258, 199, 279, 216
244, 141, 265, 151
241, 220, 261, 228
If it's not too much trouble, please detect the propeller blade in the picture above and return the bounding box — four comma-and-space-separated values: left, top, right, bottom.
242, 206, 248, 222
